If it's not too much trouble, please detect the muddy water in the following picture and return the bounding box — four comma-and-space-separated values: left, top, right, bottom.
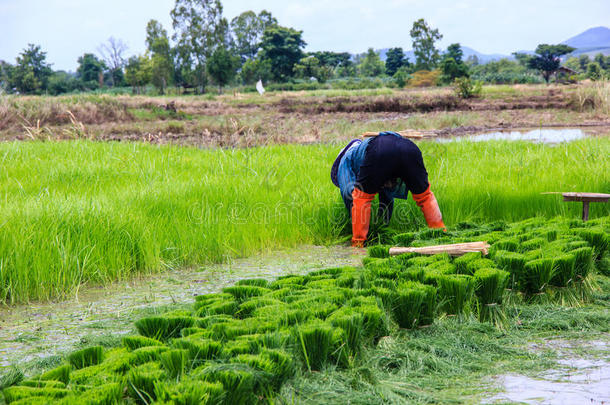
0, 245, 364, 370
438, 128, 590, 144
486, 338, 610, 404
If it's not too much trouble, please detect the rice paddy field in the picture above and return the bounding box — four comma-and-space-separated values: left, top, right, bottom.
0, 83, 609, 404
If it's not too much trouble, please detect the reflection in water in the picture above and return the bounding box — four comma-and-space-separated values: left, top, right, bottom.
438, 128, 588, 144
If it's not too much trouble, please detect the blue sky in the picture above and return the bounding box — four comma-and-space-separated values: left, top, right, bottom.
1, 0, 608, 71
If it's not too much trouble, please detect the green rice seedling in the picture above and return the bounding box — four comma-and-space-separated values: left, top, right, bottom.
307, 267, 350, 278
223, 285, 270, 302
123, 335, 164, 351
61, 382, 122, 405
473, 268, 510, 327
236, 278, 269, 288
454, 252, 482, 274
419, 283, 437, 326
126, 362, 166, 404
181, 327, 211, 337
259, 349, 295, 389
598, 252, 610, 276
524, 249, 544, 261
550, 254, 576, 287
417, 228, 448, 240
400, 267, 426, 283
437, 275, 475, 315
196, 300, 238, 317
466, 258, 496, 275
305, 278, 338, 289
155, 378, 224, 405
211, 318, 275, 341
232, 350, 294, 391
491, 238, 519, 253
571, 246, 595, 280
393, 232, 416, 246
160, 349, 189, 379
2, 386, 69, 403
367, 245, 390, 258
200, 363, 257, 405
521, 237, 548, 251
328, 307, 366, 356
67, 346, 104, 370
222, 338, 261, 357
130, 346, 169, 366
39, 364, 70, 385
237, 297, 283, 318
135, 316, 195, 340
195, 315, 233, 329
371, 279, 395, 289
541, 228, 558, 242
523, 258, 555, 294
194, 292, 234, 304
293, 320, 335, 371
573, 228, 608, 257
493, 250, 527, 288
0, 367, 23, 390
19, 380, 65, 389
347, 296, 388, 341
564, 240, 590, 251
390, 282, 427, 329
253, 305, 310, 327
173, 338, 223, 364
269, 275, 306, 289
336, 273, 357, 288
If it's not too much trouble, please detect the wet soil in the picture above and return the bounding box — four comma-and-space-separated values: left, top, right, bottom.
0, 245, 364, 370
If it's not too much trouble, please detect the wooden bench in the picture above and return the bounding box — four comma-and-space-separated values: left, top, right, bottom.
561, 192, 610, 221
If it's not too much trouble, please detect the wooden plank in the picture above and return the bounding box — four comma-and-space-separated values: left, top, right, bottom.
562, 192, 610, 203
389, 241, 490, 257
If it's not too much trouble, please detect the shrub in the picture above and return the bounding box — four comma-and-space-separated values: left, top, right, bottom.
409, 70, 441, 87
453, 77, 482, 98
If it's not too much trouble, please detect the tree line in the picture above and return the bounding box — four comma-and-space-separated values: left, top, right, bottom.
1, 0, 609, 96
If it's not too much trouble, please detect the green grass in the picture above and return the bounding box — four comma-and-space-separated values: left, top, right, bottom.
0, 138, 609, 303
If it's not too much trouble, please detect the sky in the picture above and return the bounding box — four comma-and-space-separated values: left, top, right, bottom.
1, 0, 608, 71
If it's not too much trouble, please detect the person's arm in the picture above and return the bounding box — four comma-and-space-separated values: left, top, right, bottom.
351, 188, 376, 247
412, 184, 445, 229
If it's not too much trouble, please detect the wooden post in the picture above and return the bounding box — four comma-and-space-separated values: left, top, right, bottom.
582, 201, 590, 222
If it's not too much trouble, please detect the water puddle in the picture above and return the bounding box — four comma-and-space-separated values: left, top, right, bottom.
486, 338, 610, 404
438, 128, 589, 144
0, 245, 364, 370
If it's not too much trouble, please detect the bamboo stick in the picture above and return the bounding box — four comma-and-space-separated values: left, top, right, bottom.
389, 241, 490, 257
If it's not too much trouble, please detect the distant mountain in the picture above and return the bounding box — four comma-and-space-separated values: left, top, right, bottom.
562, 26, 610, 49
375, 46, 509, 64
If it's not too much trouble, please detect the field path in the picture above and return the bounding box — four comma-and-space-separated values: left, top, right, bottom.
0, 245, 363, 370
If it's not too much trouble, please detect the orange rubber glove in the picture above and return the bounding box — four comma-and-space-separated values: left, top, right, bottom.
351, 188, 376, 247
412, 185, 446, 229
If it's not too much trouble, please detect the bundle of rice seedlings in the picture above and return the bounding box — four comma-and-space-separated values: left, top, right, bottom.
541, 228, 558, 242
135, 316, 195, 341
454, 252, 482, 274
39, 364, 70, 385
336, 273, 357, 288
0, 367, 23, 390
347, 296, 388, 340
195, 315, 233, 329
572, 247, 594, 280
473, 268, 510, 327
550, 253, 576, 287
19, 379, 66, 389
223, 285, 270, 302
564, 240, 590, 251
524, 249, 544, 261
400, 267, 425, 283
160, 349, 188, 379
437, 275, 475, 315
201, 363, 257, 405
328, 308, 366, 356
253, 305, 310, 327
493, 250, 526, 289
123, 336, 164, 351
417, 228, 448, 240
63, 382, 122, 405
126, 362, 166, 404
222, 339, 261, 357
154, 379, 224, 405
236, 278, 269, 288
237, 298, 283, 318
67, 346, 104, 370
2, 386, 69, 403
466, 258, 496, 275
523, 258, 555, 295
390, 282, 427, 329
598, 252, 610, 276
573, 228, 608, 257
305, 278, 338, 289
269, 275, 305, 289
196, 299, 238, 317
367, 245, 390, 258
173, 338, 223, 364
393, 232, 416, 246
181, 327, 211, 338
211, 318, 275, 341
293, 320, 335, 371
232, 349, 294, 391
521, 237, 548, 251
491, 238, 519, 253
129, 346, 169, 366
308, 267, 350, 278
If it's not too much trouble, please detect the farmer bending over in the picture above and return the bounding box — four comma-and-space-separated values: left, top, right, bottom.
331, 131, 445, 247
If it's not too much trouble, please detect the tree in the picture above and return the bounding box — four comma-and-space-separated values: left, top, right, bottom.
125, 55, 151, 94
578, 55, 590, 71
240, 57, 272, 84
259, 25, 306, 81
98, 37, 127, 87
527, 44, 575, 83
48, 71, 80, 95
385, 47, 408, 76
593, 53, 607, 70
293, 56, 320, 79
512, 52, 532, 67
564, 57, 581, 73
440, 43, 469, 83
171, 0, 229, 92
12, 44, 52, 94
230, 10, 277, 61
587, 62, 602, 80
206, 47, 239, 93
358, 48, 384, 77
393, 66, 410, 87
77, 53, 106, 89
146, 20, 173, 93
410, 19, 442, 70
